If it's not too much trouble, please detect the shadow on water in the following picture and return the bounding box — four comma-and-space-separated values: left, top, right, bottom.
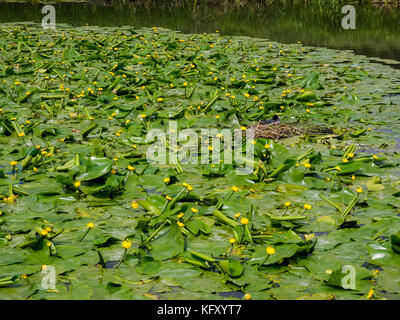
1, 1, 400, 63
217, 291, 244, 299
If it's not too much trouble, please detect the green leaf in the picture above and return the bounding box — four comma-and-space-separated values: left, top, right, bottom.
75, 157, 113, 181
151, 223, 184, 260
136, 256, 162, 275
186, 219, 211, 235
297, 90, 317, 101
218, 259, 243, 277
391, 232, 400, 254
300, 73, 323, 90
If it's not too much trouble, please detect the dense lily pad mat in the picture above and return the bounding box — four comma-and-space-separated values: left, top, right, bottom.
0, 23, 400, 300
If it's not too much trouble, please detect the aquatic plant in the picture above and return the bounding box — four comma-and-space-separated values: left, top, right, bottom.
0, 23, 399, 300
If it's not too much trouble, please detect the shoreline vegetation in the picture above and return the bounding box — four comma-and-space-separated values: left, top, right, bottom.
2, 0, 400, 7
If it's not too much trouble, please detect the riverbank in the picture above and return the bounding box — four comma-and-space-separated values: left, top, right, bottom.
2, 0, 400, 7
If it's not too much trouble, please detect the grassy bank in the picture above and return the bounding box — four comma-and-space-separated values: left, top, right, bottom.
2, 0, 397, 7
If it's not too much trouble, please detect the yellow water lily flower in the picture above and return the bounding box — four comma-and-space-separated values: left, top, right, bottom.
266, 247, 275, 255
177, 212, 184, 219
122, 240, 131, 249
3, 194, 17, 204
131, 201, 139, 209
367, 288, 374, 299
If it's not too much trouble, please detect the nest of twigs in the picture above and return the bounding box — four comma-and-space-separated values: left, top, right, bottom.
248, 122, 334, 140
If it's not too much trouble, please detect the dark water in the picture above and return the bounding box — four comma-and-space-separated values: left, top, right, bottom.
1, 2, 400, 64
